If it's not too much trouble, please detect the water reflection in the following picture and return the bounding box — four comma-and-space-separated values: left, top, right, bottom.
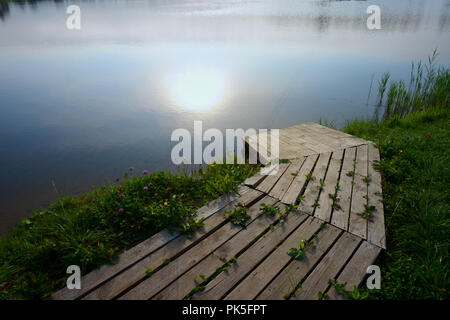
0, 0, 449, 234
1, 0, 449, 34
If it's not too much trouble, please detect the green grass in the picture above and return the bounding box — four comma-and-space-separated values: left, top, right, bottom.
343, 109, 449, 299
0, 162, 255, 299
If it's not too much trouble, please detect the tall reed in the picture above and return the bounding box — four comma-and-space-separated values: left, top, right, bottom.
375, 49, 449, 121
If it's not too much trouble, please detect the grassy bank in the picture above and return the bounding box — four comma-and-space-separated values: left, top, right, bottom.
343, 110, 449, 299
0, 163, 256, 299
340, 54, 449, 299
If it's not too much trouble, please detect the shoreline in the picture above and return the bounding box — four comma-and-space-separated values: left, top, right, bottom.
1, 109, 449, 299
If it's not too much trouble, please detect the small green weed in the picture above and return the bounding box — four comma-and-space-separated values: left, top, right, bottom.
260, 203, 281, 217
287, 239, 315, 260
305, 173, 315, 182
226, 205, 250, 227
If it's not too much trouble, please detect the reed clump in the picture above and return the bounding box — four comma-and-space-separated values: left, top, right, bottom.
375, 49, 449, 121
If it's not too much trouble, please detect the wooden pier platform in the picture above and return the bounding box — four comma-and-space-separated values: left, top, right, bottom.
52, 123, 385, 300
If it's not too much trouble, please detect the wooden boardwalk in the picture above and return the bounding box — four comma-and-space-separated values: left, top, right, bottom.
52, 123, 385, 300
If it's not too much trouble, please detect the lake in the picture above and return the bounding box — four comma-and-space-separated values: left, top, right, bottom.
0, 0, 449, 234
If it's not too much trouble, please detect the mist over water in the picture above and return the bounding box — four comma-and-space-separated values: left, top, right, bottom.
0, 0, 449, 234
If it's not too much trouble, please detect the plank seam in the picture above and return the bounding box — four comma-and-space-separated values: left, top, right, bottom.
213, 211, 312, 300
328, 149, 345, 224
294, 154, 321, 206
272, 157, 307, 200
321, 237, 364, 296
311, 152, 333, 217
346, 147, 357, 231
283, 229, 346, 300
255, 224, 342, 300
109, 191, 268, 299
187, 203, 300, 300
135, 195, 277, 300
168, 198, 286, 300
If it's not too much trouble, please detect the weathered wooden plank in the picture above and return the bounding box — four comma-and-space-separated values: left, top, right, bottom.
192, 209, 309, 300
367, 143, 386, 248
196, 185, 251, 220
314, 150, 344, 222
331, 147, 355, 231
303, 123, 355, 142
294, 124, 348, 150
154, 202, 289, 300
281, 127, 334, 153
326, 240, 381, 300
52, 185, 250, 300
291, 232, 361, 300
83, 188, 263, 300
300, 152, 331, 215
281, 154, 319, 205
277, 131, 317, 157
119, 195, 276, 300
224, 217, 323, 300
244, 170, 267, 188
256, 130, 270, 163
256, 224, 341, 300
304, 123, 369, 144
52, 230, 179, 300
290, 124, 341, 148
278, 128, 319, 152
301, 123, 351, 138
348, 144, 369, 239
256, 129, 291, 162
256, 162, 290, 194
245, 134, 261, 163
268, 157, 306, 200
338, 136, 371, 147
276, 134, 303, 159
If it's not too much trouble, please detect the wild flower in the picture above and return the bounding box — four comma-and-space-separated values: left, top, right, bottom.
118, 208, 124, 213
143, 186, 148, 191
129, 166, 134, 171
142, 170, 149, 175
164, 202, 168, 206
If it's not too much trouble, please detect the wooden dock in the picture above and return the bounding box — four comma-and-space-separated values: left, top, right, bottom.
52, 122, 385, 300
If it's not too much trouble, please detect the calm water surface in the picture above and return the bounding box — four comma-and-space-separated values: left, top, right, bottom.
0, 0, 449, 234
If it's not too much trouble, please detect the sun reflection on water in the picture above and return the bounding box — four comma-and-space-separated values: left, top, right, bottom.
166, 67, 226, 112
